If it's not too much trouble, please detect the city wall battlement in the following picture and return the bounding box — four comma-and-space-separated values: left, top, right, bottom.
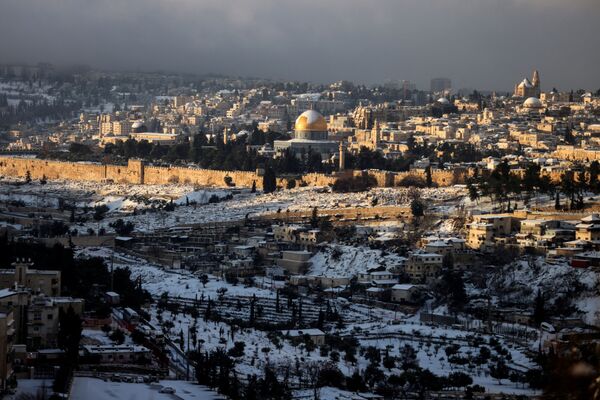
0, 157, 468, 189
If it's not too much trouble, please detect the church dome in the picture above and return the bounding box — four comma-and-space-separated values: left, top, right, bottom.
523, 97, 543, 108
437, 97, 450, 105
295, 110, 327, 132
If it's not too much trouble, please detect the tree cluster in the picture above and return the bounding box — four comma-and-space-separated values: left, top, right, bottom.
467, 160, 600, 211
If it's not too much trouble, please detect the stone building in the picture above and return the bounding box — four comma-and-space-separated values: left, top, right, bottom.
273, 225, 323, 246
514, 70, 541, 98
0, 289, 29, 344
0, 261, 60, 297
575, 214, 600, 242
274, 110, 338, 158
0, 310, 14, 390
276, 250, 312, 274
391, 284, 420, 303
26, 296, 84, 349
467, 215, 515, 251
405, 252, 443, 283
82, 344, 151, 364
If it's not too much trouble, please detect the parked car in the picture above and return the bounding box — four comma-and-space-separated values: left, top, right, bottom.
159, 386, 176, 394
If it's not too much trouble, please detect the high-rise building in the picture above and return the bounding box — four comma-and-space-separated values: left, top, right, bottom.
430, 78, 452, 94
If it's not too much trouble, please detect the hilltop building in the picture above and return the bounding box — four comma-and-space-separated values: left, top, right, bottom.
514, 70, 541, 98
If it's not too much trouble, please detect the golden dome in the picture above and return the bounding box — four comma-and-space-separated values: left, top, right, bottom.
295, 110, 327, 132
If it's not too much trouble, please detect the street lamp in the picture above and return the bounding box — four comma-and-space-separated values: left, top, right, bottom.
99, 236, 116, 291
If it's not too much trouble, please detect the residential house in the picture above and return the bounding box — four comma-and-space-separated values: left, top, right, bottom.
405, 252, 443, 283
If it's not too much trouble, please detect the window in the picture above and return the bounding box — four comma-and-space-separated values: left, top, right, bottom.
47, 314, 53, 320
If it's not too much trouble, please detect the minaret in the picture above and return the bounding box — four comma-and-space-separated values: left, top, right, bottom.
371, 120, 381, 149
223, 128, 229, 144
339, 141, 346, 171
12, 258, 32, 287
532, 70, 540, 96
532, 70, 540, 88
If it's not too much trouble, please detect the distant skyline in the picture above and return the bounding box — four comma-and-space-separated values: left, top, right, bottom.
1, 0, 599, 92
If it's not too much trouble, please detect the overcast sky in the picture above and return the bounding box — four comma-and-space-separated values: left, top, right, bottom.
1, 0, 599, 91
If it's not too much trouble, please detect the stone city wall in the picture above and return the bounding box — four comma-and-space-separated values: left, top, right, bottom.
143, 165, 260, 188
0, 157, 108, 181
0, 157, 470, 189
553, 146, 600, 162
0, 157, 262, 188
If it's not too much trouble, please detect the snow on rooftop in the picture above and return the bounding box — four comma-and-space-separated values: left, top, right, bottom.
392, 284, 417, 290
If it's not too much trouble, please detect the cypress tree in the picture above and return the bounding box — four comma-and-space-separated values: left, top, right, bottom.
533, 289, 545, 326
262, 167, 276, 193
426, 166, 433, 187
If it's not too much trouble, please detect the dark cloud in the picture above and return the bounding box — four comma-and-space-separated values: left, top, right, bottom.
1, 0, 598, 91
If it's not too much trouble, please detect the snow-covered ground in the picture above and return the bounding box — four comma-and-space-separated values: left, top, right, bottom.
0, 81, 57, 104
0, 177, 229, 213
6, 379, 54, 400
483, 257, 600, 326
70, 377, 222, 400
81, 250, 538, 396
81, 328, 136, 346
150, 305, 537, 396
79, 248, 276, 300
75, 246, 544, 396
0, 177, 466, 234
308, 244, 406, 278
